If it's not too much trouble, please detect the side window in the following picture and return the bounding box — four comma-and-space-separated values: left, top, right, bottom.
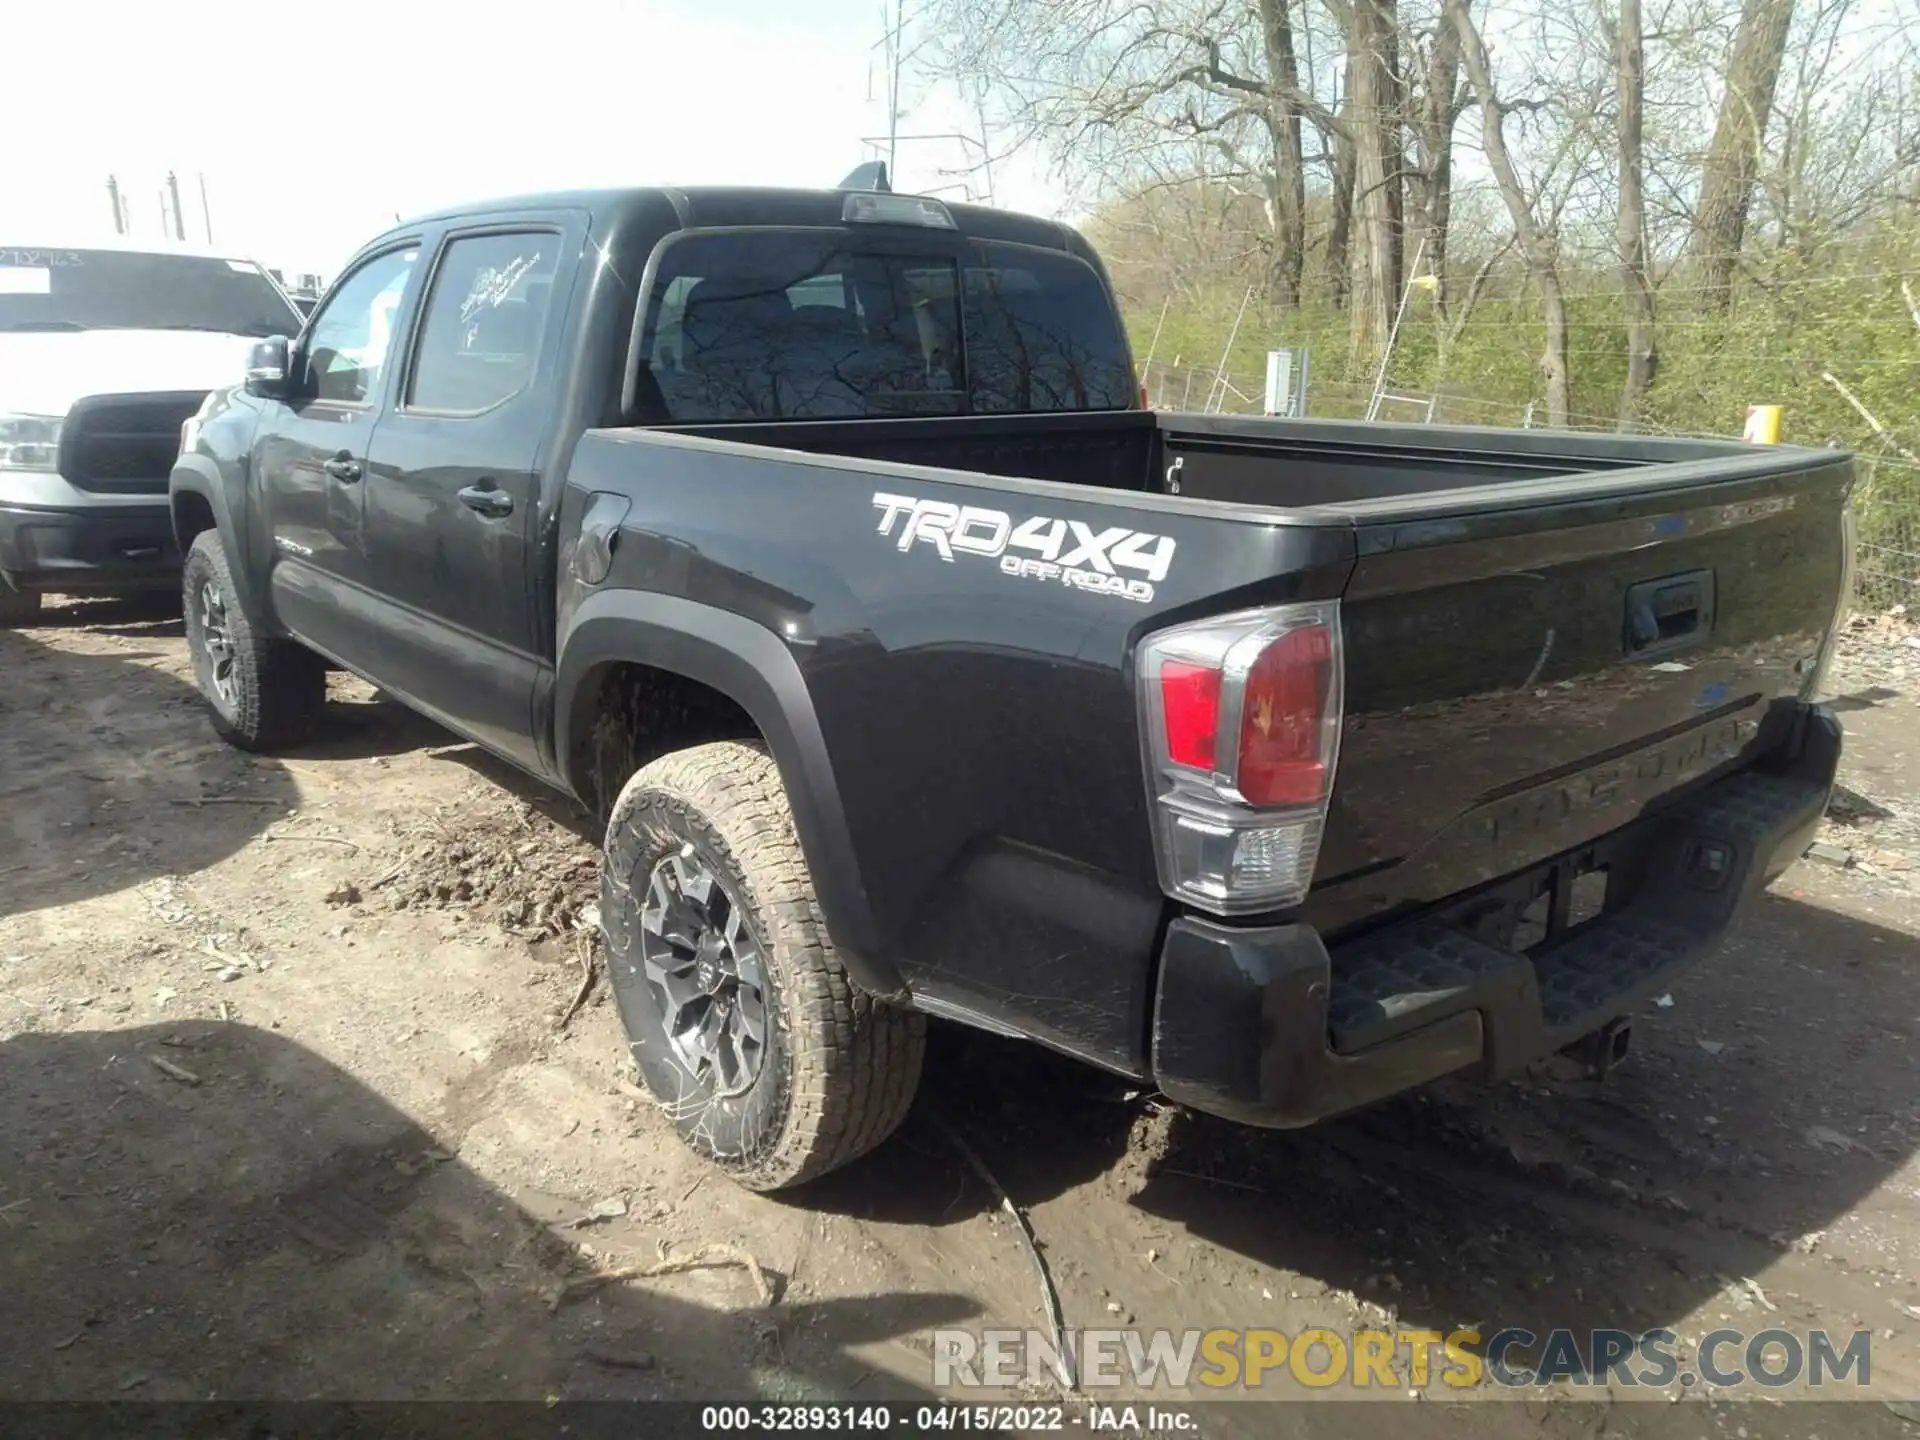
406, 233, 559, 413
304, 247, 418, 405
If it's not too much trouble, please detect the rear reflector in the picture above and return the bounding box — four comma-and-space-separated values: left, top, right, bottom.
1136, 601, 1344, 915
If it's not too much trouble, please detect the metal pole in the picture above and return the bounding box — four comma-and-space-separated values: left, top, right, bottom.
1365, 235, 1428, 421
198, 173, 214, 245
106, 176, 126, 234
974, 87, 996, 207
887, 0, 902, 177
165, 172, 186, 241
1207, 286, 1253, 413
1141, 296, 1171, 371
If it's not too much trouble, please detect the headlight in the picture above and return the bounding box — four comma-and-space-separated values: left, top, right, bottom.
0, 413, 63, 471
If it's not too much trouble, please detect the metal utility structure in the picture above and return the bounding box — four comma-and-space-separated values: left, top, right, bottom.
1264, 348, 1311, 418
164, 172, 187, 242
105, 169, 212, 242
869, 0, 911, 181
862, 0, 996, 205
857, 131, 996, 204
105, 175, 129, 235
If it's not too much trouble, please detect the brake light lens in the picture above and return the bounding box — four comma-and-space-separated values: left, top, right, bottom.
1238, 622, 1336, 806
1159, 660, 1222, 770
1137, 601, 1344, 914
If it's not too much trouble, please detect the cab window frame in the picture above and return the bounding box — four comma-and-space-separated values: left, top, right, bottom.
398, 223, 565, 421
294, 240, 425, 411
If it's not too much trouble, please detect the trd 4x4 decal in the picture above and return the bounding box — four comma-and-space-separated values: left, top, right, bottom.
872, 492, 1176, 604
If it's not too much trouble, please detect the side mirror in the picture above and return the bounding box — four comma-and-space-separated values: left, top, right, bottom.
244, 336, 294, 399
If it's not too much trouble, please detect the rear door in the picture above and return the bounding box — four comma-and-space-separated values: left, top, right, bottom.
256, 241, 422, 668
355, 218, 578, 771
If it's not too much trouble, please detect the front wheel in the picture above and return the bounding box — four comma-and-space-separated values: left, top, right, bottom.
182, 530, 327, 752
602, 741, 925, 1190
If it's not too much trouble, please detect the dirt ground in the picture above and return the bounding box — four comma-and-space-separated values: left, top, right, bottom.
3, 598, 1919, 1436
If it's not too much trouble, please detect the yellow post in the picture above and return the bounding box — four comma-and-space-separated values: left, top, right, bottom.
1743, 405, 1783, 444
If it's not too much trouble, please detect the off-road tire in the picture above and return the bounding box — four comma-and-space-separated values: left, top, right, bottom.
602, 740, 925, 1190
0, 579, 41, 627
182, 530, 327, 752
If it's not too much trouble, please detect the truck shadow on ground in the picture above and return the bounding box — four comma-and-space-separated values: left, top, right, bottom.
290, 683, 464, 765
815, 891, 1919, 1374
0, 631, 299, 918
0, 1022, 972, 1402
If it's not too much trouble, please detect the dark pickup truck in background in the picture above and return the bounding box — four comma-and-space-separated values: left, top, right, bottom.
169, 179, 1853, 1190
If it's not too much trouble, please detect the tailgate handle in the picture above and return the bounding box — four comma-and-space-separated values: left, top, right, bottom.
1626, 569, 1715, 657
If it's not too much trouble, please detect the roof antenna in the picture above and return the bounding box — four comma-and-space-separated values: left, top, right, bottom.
838, 161, 891, 192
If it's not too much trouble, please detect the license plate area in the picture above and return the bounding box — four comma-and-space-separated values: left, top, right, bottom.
1441, 846, 1621, 955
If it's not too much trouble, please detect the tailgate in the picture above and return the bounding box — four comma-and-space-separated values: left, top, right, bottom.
1306, 452, 1852, 936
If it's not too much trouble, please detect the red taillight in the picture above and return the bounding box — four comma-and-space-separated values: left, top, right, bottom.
1159, 660, 1222, 771
1237, 623, 1334, 806
1137, 602, 1344, 916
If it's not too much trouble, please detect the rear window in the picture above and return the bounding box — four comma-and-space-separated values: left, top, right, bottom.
635, 231, 1134, 422
0, 247, 300, 338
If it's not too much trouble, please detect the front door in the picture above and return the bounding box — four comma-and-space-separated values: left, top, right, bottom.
255, 242, 421, 669
357, 223, 573, 772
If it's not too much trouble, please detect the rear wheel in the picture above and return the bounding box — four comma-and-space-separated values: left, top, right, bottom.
182, 530, 327, 752
602, 741, 925, 1190
0, 579, 41, 627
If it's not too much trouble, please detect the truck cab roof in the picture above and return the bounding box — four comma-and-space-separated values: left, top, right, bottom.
381, 186, 1097, 265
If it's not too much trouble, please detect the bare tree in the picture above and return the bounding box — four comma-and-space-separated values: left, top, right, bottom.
1258, 0, 1311, 304
1406, 3, 1467, 313
1447, 0, 1571, 426
1757, 0, 1920, 251
1612, 0, 1657, 427
1690, 0, 1797, 309
924, 0, 1344, 308
1345, 0, 1405, 356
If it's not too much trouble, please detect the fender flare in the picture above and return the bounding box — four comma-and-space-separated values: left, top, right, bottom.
168, 456, 264, 616
555, 589, 905, 1001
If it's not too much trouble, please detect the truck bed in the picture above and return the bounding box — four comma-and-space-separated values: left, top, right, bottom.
562, 414, 1851, 1077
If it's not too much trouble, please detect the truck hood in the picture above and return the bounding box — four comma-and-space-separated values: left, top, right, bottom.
0, 330, 256, 416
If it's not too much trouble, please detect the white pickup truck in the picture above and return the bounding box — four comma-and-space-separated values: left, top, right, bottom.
0, 240, 304, 623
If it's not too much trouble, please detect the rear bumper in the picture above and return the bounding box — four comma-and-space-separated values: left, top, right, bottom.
0, 500, 180, 595
1149, 703, 1842, 1129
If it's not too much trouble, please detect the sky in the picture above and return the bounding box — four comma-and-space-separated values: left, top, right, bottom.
4, 0, 1067, 278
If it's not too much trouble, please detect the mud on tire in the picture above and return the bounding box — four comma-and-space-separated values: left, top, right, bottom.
602, 740, 925, 1190
182, 530, 327, 752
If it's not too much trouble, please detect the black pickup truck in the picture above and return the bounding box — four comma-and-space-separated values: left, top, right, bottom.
169, 180, 1853, 1190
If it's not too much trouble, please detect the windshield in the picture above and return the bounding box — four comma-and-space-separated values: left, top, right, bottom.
636, 231, 1136, 422
0, 247, 301, 337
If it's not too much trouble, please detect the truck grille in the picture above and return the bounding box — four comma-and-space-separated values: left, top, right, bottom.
58, 391, 211, 494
